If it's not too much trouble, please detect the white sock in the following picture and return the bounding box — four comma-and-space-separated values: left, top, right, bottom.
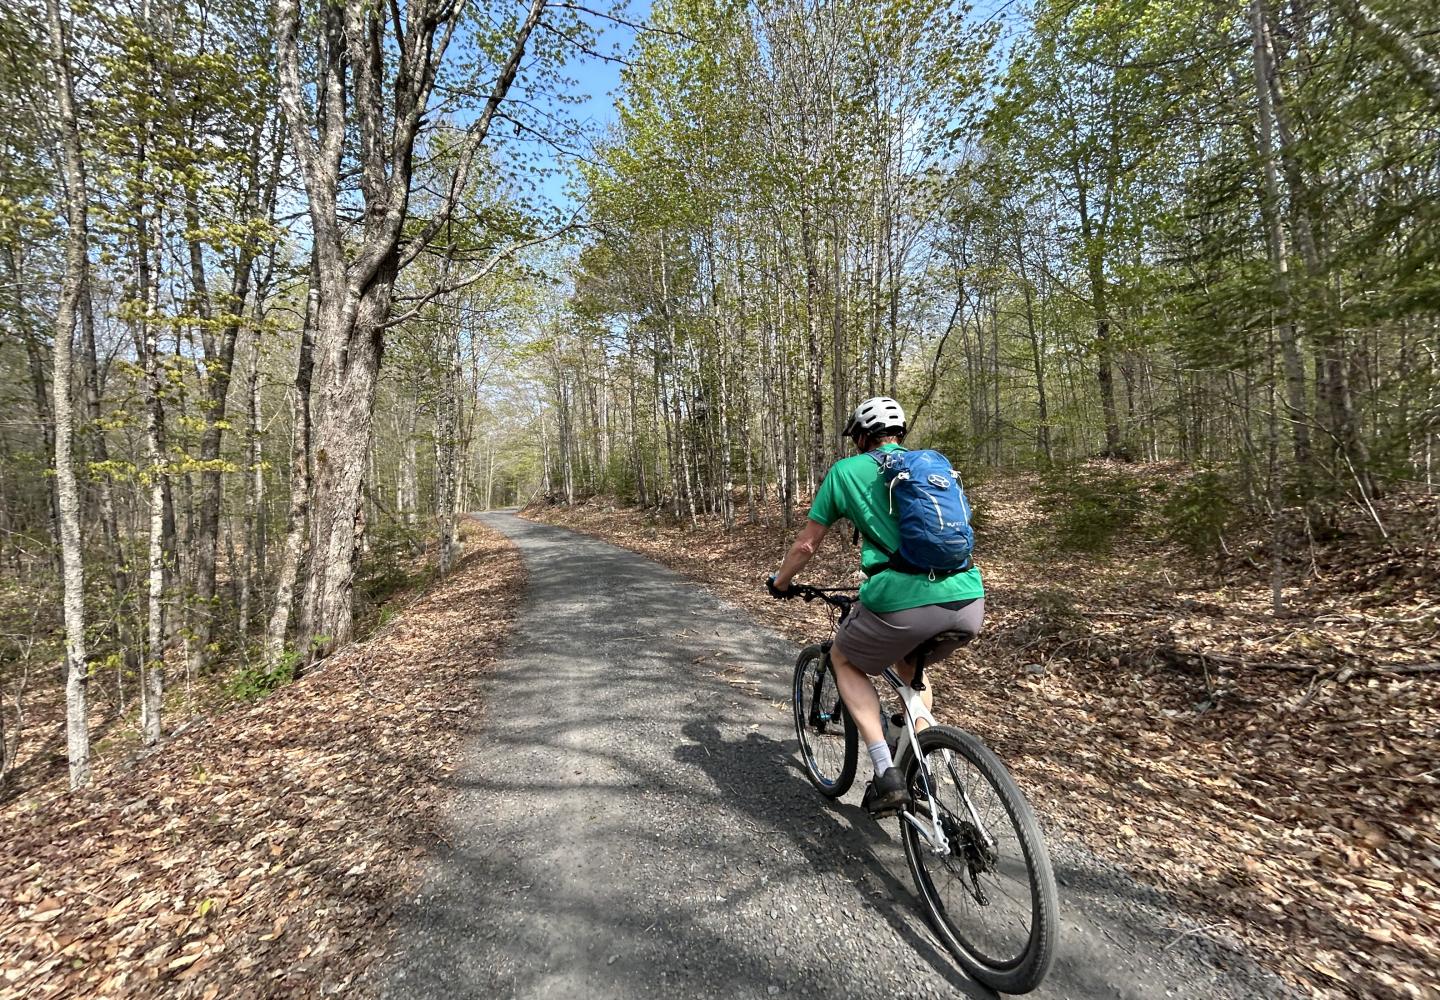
867, 740, 893, 778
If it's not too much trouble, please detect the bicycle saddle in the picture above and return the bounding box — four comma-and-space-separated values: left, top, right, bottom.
913, 629, 974, 660
903, 630, 974, 692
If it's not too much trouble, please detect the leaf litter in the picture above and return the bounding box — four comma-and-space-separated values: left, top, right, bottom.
0, 518, 525, 999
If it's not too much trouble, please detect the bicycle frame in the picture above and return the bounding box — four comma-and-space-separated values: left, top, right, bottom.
883, 668, 997, 861
791, 583, 995, 860
882, 668, 952, 854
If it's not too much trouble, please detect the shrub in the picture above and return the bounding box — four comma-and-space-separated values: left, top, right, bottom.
358, 523, 426, 608
226, 649, 299, 701
1159, 468, 1241, 559
1036, 467, 1146, 553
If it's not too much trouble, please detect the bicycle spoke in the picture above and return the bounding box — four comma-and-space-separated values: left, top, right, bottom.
793, 651, 856, 797
906, 736, 1040, 972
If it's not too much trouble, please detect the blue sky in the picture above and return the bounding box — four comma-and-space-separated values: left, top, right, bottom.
530, 3, 650, 208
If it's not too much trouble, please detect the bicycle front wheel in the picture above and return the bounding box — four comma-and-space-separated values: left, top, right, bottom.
792, 644, 857, 798
901, 726, 1058, 994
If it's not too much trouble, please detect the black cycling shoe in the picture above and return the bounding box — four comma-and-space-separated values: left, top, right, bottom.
862, 768, 910, 817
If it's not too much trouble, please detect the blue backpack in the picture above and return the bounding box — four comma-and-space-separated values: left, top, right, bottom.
867, 449, 974, 575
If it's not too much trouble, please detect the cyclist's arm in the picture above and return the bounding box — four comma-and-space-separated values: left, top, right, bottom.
774, 520, 828, 590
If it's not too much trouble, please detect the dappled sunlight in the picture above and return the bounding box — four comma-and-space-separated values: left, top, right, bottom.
527, 478, 1439, 1000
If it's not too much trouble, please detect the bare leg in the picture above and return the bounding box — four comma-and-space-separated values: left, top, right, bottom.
830, 644, 884, 747
894, 657, 933, 731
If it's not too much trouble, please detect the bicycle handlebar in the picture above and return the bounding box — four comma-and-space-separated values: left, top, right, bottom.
770, 579, 857, 609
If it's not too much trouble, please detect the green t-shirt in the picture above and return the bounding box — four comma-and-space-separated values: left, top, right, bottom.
807, 443, 984, 613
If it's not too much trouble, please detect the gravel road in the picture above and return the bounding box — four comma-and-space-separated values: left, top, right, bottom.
381, 513, 1293, 1000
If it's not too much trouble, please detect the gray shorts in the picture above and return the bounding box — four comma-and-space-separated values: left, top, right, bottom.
834, 599, 984, 675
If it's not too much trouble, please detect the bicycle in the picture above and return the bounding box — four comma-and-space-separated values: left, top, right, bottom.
786, 583, 1059, 995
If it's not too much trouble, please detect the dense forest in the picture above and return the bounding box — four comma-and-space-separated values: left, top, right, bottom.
2, 0, 1436, 800
551, 0, 1439, 523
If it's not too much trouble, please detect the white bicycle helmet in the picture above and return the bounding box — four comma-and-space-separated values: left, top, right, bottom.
842, 396, 906, 439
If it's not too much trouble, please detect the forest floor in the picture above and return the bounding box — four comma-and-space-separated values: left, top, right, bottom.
0, 518, 525, 999
525, 468, 1439, 1000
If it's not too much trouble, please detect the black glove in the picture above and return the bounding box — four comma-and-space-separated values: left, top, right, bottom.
767, 575, 795, 600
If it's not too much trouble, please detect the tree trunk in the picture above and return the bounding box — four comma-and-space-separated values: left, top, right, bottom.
1265, 7, 1372, 493
45, 0, 92, 788
6, 243, 62, 574
183, 107, 273, 677
79, 280, 140, 687
437, 328, 460, 574
299, 271, 393, 658
239, 332, 264, 640
399, 393, 419, 523
1015, 230, 1052, 465
802, 205, 825, 490
1251, 0, 1311, 469
275, 0, 547, 659
264, 265, 317, 667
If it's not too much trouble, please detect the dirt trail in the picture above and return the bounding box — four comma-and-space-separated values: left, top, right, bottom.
381, 513, 1291, 1000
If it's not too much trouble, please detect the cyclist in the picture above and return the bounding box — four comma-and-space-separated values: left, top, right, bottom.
768, 396, 984, 816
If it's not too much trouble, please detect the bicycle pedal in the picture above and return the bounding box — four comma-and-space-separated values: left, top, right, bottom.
862, 775, 911, 818
867, 802, 906, 819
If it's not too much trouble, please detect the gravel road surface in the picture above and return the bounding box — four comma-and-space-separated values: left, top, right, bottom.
382, 514, 1292, 1000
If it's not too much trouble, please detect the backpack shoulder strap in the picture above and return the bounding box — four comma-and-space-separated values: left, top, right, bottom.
854, 451, 896, 560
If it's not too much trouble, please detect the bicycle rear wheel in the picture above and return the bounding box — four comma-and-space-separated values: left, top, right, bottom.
900, 726, 1057, 995
792, 644, 857, 797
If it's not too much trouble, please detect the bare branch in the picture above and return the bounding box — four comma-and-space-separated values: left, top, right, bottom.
397, 0, 551, 273
385, 214, 581, 329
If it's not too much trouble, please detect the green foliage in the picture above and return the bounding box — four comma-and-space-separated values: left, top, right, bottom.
225, 649, 298, 701
1038, 465, 1252, 560
357, 524, 427, 609
1158, 469, 1241, 559
1036, 467, 1147, 554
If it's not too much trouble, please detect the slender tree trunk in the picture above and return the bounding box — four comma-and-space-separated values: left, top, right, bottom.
264, 265, 316, 666
45, 0, 92, 788
1089, 269, 1121, 456
139, 345, 168, 743
399, 392, 419, 524
1015, 230, 1052, 465
183, 108, 273, 676
1251, 0, 1311, 469
7, 243, 62, 574
802, 206, 825, 489
486, 437, 497, 510
1265, 8, 1372, 493
239, 332, 264, 640
437, 328, 460, 574
78, 281, 140, 687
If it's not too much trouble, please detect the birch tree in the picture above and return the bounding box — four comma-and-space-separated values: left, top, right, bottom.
43, 0, 93, 788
